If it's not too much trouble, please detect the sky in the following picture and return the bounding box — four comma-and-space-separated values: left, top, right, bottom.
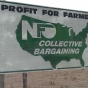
5, 0, 88, 12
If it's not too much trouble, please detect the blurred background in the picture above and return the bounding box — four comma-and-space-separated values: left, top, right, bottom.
4, 0, 88, 12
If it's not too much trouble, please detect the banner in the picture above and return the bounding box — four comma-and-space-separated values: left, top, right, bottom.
0, 1, 88, 73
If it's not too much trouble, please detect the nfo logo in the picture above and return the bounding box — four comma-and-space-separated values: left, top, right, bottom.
22, 21, 56, 40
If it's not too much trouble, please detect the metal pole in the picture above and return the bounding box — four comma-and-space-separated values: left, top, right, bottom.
0, 74, 4, 88
23, 73, 27, 88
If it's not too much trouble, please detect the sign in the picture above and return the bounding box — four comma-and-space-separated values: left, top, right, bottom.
0, 1, 88, 73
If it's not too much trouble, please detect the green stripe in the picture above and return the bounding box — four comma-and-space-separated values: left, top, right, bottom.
0, 66, 87, 74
